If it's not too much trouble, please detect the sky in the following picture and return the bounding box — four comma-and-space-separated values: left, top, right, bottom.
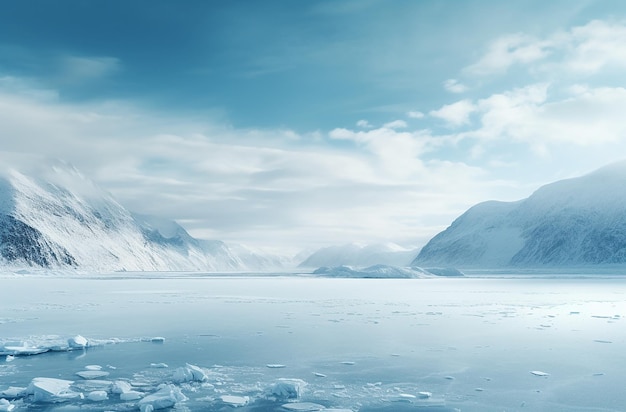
2, 0, 626, 255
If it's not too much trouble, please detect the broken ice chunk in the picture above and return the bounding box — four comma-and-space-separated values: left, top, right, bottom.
137, 384, 187, 411
4, 356, 14, 362
76, 370, 110, 379
220, 395, 249, 407
418, 391, 432, 398
530, 371, 550, 377
0, 342, 48, 356
267, 364, 287, 368
281, 402, 326, 411
150, 337, 165, 343
120, 391, 143, 401
111, 380, 132, 394
267, 379, 306, 400
26, 378, 83, 403
340, 361, 355, 365
0, 399, 15, 412
84, 365, 102, 371
313, 372, 327, 378
87, 391, 108, 401
68, 335, 89, 349
0, 388, 25, 399
172, 363, 208, 383
150, 363, 169, 368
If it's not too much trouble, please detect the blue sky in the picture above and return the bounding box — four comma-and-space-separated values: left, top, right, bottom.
2, 0, 626, 253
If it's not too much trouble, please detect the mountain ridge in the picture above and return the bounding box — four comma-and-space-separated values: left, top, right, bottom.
413, 160, 626, 268
0, 156, 283, 272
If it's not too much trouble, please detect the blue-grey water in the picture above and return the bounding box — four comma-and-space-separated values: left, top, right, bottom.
1, 274, 625, 411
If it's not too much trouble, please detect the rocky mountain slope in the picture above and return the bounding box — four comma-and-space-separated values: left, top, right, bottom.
0, 155, 282, 272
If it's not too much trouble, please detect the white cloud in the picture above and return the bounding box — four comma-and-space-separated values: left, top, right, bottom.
560, 20, 626, 74
465, 33, 551, 75
429, 99, 476, 127
443, 78, 468, 93
407, 111, 424, 119
383, 120, 407, 129
465, 20, 626, 77
457, 84, 626, 158
356, 119, 373, 128
0, 81, 497, 253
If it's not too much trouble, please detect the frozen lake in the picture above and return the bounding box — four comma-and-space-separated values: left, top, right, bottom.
1, 273, 626, 411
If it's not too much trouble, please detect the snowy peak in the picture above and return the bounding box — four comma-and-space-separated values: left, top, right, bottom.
0, 156, 283, 272
413, 160, 626, 267
298, 242, 418, 268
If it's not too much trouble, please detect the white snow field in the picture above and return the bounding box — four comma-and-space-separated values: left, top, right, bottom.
1, 272, 626, 411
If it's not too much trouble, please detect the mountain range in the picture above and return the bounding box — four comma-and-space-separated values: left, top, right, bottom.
297, 243, 418, 268
413, 161, 626, 267
0, 155, 283, 272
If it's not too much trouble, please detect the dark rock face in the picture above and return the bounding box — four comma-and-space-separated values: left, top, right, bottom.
0, 214, 76, 267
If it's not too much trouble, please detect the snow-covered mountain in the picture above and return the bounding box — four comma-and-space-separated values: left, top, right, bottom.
413, 161, 626, 267
298, 243, 419, 268
0, 155, 282, 272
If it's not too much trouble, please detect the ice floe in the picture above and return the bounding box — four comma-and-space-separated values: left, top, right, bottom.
137, 383, 187, 411
0, 342, 48, 356
0, 388, 24, 400
267, 379, 307, 400
281, 402, 326, 411
76, 370, 110, 379
530, 371, 550, 377
120, 390, 143, 401
172, 363, 208, 383
26, 378, 83, 403
87, 390, 108, 401
111, 380, 132, 394
67, 335, 89, 349
220, 394, 249, 407
0, 399, 15, 412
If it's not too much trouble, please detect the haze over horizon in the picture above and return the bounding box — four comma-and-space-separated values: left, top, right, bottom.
2, 0, 626, 254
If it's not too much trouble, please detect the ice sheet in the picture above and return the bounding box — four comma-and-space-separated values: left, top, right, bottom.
1, 275, 626, 411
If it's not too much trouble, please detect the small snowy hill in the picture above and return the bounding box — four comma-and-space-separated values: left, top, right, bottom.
311, 265, 464, 279
0, 155, 282, 272
413, 161, 626, 267
298, 243, 419, 268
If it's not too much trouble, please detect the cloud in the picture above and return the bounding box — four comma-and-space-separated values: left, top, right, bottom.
0, 80, 497, 253
383, 120, 407, 129
559, 20, 626, 74
443, 79, 468, 93
464, 20, 626, 77
356, 119, 373, 128
407, 111, 424, 119
465, 33, 551, 75
429, 99, 476, 127
61, 56, 121, 80
466, 84, 626, 148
